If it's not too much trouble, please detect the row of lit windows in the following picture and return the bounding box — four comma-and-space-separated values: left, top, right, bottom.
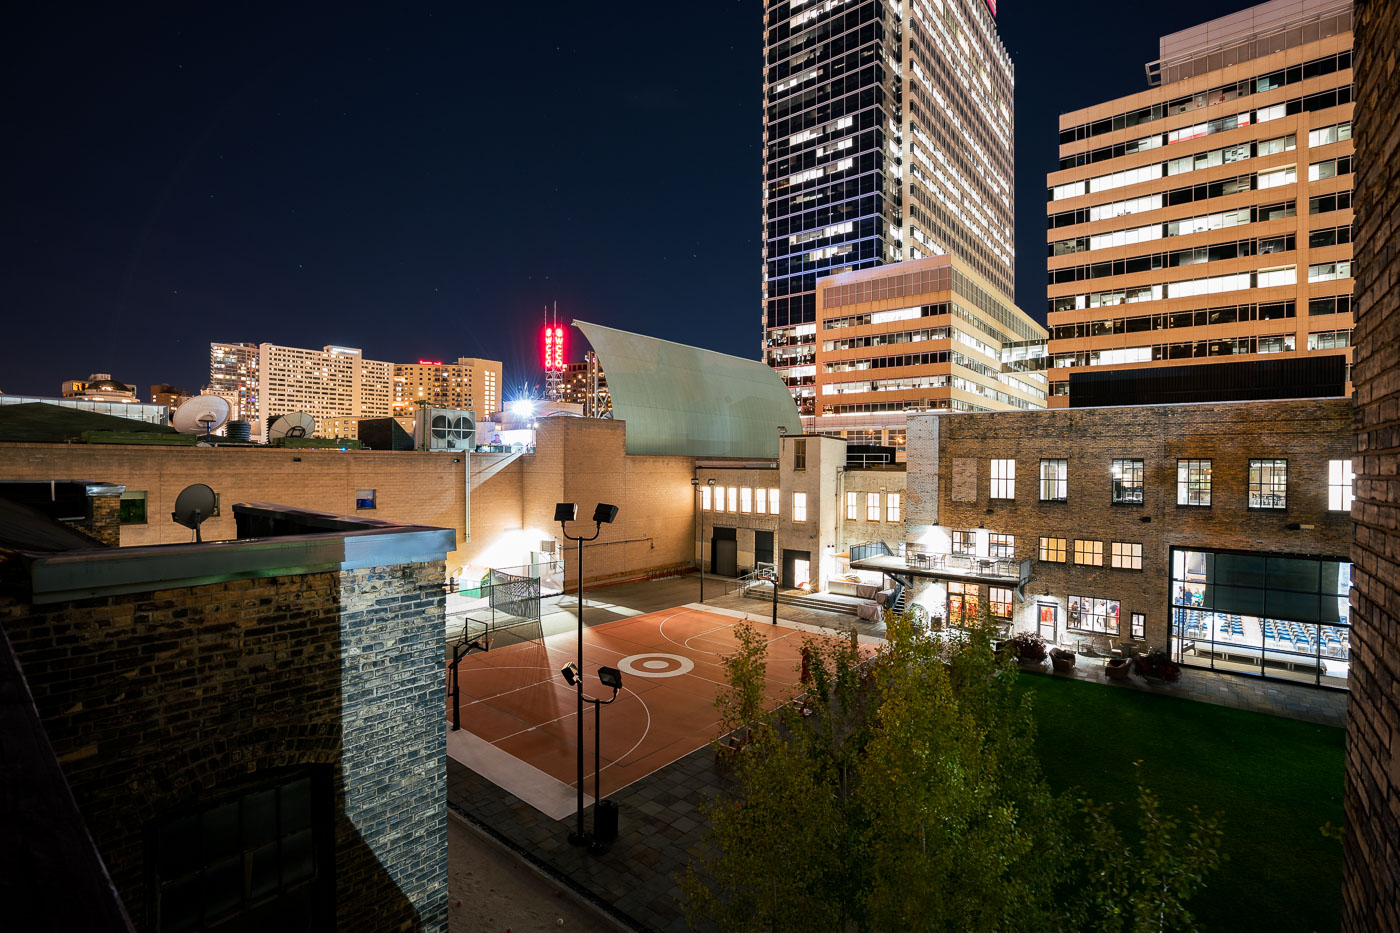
844, 491, 901, 522
1036, 536, 1143, 570
701, 485, 811, 522
986, 457, 1353, 511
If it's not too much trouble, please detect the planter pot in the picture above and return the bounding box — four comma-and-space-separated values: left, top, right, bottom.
1017, 656, 1046, 672
1104, 658, 1131, 682
1051, 650, 1076, 674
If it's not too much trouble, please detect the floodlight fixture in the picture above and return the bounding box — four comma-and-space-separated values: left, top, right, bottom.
706, 478, 715, 486
555, 502, 578, 523
597, 666, 623, 690
511, 399, 535, 418
690, 477, 700, 487
592, 503, 619, 524
561, 662, 580, 686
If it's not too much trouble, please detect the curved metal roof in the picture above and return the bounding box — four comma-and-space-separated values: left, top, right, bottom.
574, 321, 801, 458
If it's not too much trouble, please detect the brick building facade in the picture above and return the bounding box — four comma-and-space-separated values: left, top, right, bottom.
1343, 0, 1400, 926
903, 399, 1352, 687
0, 502, 456, 931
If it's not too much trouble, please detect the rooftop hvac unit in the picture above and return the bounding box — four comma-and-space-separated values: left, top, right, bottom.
414, 408, 476, 451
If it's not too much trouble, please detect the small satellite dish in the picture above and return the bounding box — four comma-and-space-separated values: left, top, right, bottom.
172, 395, 231, 436
269, 411, 316, 440
172, 483, 217, 542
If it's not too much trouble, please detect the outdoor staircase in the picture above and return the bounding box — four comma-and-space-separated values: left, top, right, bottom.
741, 584, 864, 617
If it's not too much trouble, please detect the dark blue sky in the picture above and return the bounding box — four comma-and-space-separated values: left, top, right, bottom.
2, 1, 1237, 398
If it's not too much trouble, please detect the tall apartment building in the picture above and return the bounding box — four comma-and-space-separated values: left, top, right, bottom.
762, 0, 1016, 414
392, 357, 502, 422
1045, 0, 1355, 406
560, 354, 611, 417
814, 254, 1046, 447
258, 344, 392, 440
209, 341, 261, 434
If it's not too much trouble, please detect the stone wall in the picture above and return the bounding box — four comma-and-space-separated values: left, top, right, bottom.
1344, 0, 1400, 927
0, 560, 449, 931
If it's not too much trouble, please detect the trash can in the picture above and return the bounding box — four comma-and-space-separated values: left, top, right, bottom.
594, 799, 619, 844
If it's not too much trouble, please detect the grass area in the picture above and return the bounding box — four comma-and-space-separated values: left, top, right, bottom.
1020, 675, 1344, 933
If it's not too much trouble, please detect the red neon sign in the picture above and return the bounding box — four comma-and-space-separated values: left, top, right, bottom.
418, 360, 442, 366
542, 326, 565, 372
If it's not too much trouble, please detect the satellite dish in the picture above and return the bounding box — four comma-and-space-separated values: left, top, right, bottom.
172, 395, 231, 436
172, 483, 217, 542
269, 411, 316, 440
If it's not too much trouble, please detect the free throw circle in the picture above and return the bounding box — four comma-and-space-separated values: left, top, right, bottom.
618, 653, 695, 678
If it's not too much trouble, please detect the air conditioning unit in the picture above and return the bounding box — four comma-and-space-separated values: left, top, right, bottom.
414, 408, 476, 451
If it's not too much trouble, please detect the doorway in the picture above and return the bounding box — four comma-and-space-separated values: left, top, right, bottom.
712, 527, 738, 577
1037, 602, 1058, 641
781, 549, 811, 589
754, 530, 774, 568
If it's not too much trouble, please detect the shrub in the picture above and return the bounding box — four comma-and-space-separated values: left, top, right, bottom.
1132, 648, 1182, 683
1007, 630, 1048, 663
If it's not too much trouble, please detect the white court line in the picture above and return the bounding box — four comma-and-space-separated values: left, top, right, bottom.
683, 602, 887, 646
446, 726, 589, 821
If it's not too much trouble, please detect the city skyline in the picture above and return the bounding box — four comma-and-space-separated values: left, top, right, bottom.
4, 1, 1244, 397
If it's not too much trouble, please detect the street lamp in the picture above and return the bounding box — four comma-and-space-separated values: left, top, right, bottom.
690, 477, 716, 603
556, 501, 619, 847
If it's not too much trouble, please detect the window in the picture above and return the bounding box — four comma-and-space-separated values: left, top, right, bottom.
701, 485, 712, 510
756, 487, 767, 514
991, 459, 1016, 499
119, 490, 147, 525
792, 492, 807, 522
793, 438, 807, 471
727, 487, 738, 512
1074, 540, 1104, 566
1177, 459, 1212, 506
948, 581, 980, 627
769, 488, 780, 515
952, 530, 976, 556
1329, 459, 1354, 511
1111, 542, 1143, 570
1039, 537, 1067, 563
1068, 595, 1121, 635
150, 769, 330, 933
886, 493, 901, 523
846, 491, 857, 520
1131, 612, 1146, 639
1040, 459, 1068, 501
867, 492, 881, 521
713, 488, 725, 512
1249, 459, 1288, 509
989, 586, 1013, 620
1111, 459, 1144, 504
989, 534, 1016, 559
740, 487, 753, 513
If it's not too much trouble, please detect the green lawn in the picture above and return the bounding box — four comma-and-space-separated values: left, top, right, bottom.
1020, 675, 1345, 933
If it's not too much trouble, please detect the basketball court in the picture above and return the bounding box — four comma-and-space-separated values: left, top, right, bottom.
445, 602, 870, 819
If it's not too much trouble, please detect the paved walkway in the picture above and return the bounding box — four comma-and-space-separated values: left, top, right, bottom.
447, 575, 1347, 932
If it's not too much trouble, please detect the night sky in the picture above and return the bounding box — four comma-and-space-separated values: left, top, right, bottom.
3, 1, 1240, 399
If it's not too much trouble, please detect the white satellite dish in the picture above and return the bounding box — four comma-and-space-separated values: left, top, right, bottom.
269, 411, 316, 440
172, 395, 231, 436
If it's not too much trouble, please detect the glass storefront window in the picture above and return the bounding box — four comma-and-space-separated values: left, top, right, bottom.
1169, 547, 1351, 688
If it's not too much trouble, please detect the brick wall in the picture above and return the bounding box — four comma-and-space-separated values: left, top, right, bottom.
0, 560, 449, 931
917, 399, 1352, 646
840, 468, 906, 554
1344, 0, 1400, 927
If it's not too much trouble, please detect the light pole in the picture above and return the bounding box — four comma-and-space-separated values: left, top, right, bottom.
556, 501, 619, 847
690, 477, 715, 603
562, 663, 624, 853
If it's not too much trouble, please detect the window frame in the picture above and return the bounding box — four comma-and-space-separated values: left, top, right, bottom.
769, 488, 780, 516
989, 533, 1016, 559
866, 492, 881, 521
990, 458, 1016, 500
886, 493, 901, 523
1131, 612, 1146, 639
1039, 459, 1068, 502
1111, 458, 1144, 505
952, 530, 977, 556
1111, 541, 1143, 570
119, 490, 148, 525
756, 487, 767, 514
701, 485, 712, 510
1074, 539, 1104, 566
1176, 458, 1213, 507
989, 586, 1013, 620
793, 438, 807, 471
1328, 459, 1354, 512
1248, 458, 1288, 510
792, 491, 807, 522
846, 491, 857, 520
1038, 536, 1067, 563
1067, 594, 1121, 635
740, 487, 753, 513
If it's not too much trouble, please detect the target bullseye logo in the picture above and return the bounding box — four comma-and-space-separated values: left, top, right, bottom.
618, 653, 695, 678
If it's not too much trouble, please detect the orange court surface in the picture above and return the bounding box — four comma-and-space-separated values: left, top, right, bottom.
445, 604, 864, 819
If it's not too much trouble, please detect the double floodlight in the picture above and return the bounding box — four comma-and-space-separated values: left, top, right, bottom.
555, 502, 619, 525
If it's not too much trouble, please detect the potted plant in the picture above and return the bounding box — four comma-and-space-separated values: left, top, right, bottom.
1006, 631, 1048, 669
1104, 657, 1131, 681
1050, 647, 1076, 674
1132, 648, 1182, 684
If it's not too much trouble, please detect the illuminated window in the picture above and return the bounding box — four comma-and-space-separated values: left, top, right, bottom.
1040, 459, 1068, 501
1177, 459, 1212, 506
1069, 595, 1121, 635
756, 487, 767, 514
769, 488, 780, 515
846, 492, 857, 520
1329, 460, 1354, 511
952, 530, 976, 556
1248, 459, 1287, 509
948, 581, 980, 627
989, 586, 1013, 620
886, 494, 901, 522
1131, 612, 1146, 639
355, 489, 376, 510
701, 486, 712, 510
1074, 539, 1103, 566
1039, 537, 1067, 563
740, 487, 752, 513
867, 493, 881, 521
989, 534, 1015, 559
1111, 542, 1143, 570
1111, 459, 1144, 504
727, 487, 737, 512
793, 492, 807, 522
990, 459, 1016, 499
713, 489, 724, 513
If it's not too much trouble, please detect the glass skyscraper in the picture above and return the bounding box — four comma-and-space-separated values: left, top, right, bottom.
762, 0, 1016, 414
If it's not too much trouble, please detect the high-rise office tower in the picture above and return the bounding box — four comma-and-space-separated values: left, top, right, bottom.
1045, 0, 1354, 406
258, 344, 392, 440
209, 341, 261, 434
762, 0, 1016, 415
